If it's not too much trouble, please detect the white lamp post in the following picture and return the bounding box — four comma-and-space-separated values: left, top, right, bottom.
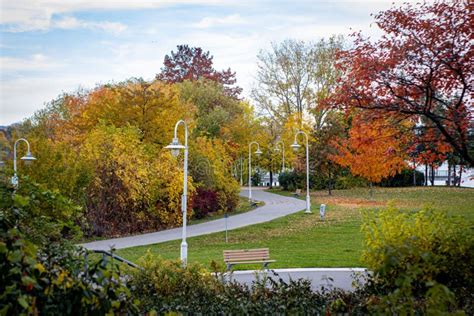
291, 131, 311, 214
11, 138, 36, 188
248, 141, 262, 202
165, 120, 189, 266
275, 141, 285, 173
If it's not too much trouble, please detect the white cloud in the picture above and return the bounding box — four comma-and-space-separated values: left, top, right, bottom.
194, 14, 246, 28
0, 0, 238, 32
52, 16, 127, 34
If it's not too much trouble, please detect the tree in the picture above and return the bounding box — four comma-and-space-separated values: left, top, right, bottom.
330, 115, 409, 190
157, 45, 242, 98
310, 111, 347, 195
329, 0, 473, 166
252, 37, 343, 126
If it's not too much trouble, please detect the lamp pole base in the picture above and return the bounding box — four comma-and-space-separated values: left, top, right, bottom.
304, 195, 312, 214
180, 241, 188, 267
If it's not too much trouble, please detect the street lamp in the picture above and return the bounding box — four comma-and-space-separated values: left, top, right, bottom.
248, 141, 262, 202
12, 138, 36, 188
291, 131, 311, 214
165, 120, 188, 266
275, 141, 285, 173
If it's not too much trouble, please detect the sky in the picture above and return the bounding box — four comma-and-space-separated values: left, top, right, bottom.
0, 0, 413, 126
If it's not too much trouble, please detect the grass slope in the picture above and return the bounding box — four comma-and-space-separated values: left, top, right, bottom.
117, 187, 473, 269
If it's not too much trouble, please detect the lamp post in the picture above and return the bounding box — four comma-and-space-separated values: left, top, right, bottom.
275, 141, 285, 173
291, 131, 311, 214
165, 120, 189, 266
248, 141, 262, 202
11, 138, 36, 188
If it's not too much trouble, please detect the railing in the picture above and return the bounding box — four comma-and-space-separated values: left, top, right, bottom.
87, 249, 141, 269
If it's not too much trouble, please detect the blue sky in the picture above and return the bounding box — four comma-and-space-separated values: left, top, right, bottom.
0, 0, 411, 125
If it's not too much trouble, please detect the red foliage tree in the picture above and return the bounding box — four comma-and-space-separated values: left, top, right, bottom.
156, 45, 242, 98
328, 0, 473, 166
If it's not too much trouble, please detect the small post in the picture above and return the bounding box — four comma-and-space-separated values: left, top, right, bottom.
225, 213, 228, 243
319, 204, 326, 220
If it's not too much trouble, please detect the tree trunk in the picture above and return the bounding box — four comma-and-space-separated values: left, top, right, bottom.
453, 165, 457, 186
328, 171, 332, 196
369, 182, 374, 199
458, 163, 463, 187
430, 165, 435, 186
269, 170, 273, 188
447, 163, 451, 186
413, 159, 417, 186
425, 164, 428, 186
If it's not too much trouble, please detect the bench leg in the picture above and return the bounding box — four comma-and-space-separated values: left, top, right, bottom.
226, 263, 233, 271
263, 262, 270, 271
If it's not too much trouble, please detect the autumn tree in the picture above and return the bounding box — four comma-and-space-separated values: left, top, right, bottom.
330, 0, 473, 166
309, 111, 347, 195
331, 115, 409, 193
252, 36, 344, 127
157, 45, 242, 98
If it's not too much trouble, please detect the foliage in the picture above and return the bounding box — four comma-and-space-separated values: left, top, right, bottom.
192, 188, 219, 219
331, 115, 409, 184
130, 253, 367, 314
0, 203, 139, 315
330, 0, 473, 166
334, 173, 368, 190
82, 123, 194, 237
361, 206, 474, 313
252, 36, 344, 126
0, 179, 83, 244
379, 168, 424, 187
157, 45, 242, 98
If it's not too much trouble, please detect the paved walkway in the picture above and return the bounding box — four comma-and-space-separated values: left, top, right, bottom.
80, 188, 306, 251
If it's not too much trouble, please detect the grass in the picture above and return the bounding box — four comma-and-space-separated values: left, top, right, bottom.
116, 186, 474, 269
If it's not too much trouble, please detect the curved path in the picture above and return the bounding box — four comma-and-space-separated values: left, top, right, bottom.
80, 188, 306, 251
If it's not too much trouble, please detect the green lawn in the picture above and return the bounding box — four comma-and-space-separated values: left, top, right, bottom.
116, 187, 474, 269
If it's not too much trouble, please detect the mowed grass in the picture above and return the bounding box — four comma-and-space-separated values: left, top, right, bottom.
116, 187, 474, 269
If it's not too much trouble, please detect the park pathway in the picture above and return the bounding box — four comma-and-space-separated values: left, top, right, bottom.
80, 188, 306, 251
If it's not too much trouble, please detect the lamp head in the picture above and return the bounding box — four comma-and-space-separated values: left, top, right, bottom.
255, 148, 263, 157
291, 142, 301, 152
21, 152, 36, 165
165, 137, 185, 157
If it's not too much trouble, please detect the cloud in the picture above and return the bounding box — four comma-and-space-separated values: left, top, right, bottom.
0, 0, 236, 32
52, 16, 127, 34
194, 14, 247, 28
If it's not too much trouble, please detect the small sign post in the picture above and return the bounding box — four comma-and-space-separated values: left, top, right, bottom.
225, 213, 228, 243
320, 204, 326, 220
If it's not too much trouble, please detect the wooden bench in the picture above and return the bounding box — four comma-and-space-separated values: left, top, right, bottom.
293, 189, 302, 197
224, 248, 275, 271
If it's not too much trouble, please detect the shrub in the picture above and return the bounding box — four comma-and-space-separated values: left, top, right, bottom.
192, 188, 219, 219
0, 179, 83, 244
130, 254, 371, 314
0, 208, 140, 315
334, 173, 367, 189
361, 207, 473, 314
379, 168, 424, 187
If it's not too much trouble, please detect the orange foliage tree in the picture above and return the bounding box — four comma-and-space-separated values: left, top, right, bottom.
328, 0, 473, 166
330, 115, 409, 185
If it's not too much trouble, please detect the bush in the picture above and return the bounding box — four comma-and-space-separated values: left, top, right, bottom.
334, 173, 367, 189
192, 188, 219, 219
129, 254, 371, 314
379, 168, 424, 187
0, 179, 83, 244
0, 208, 140, 315
361, 207, 473, 314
